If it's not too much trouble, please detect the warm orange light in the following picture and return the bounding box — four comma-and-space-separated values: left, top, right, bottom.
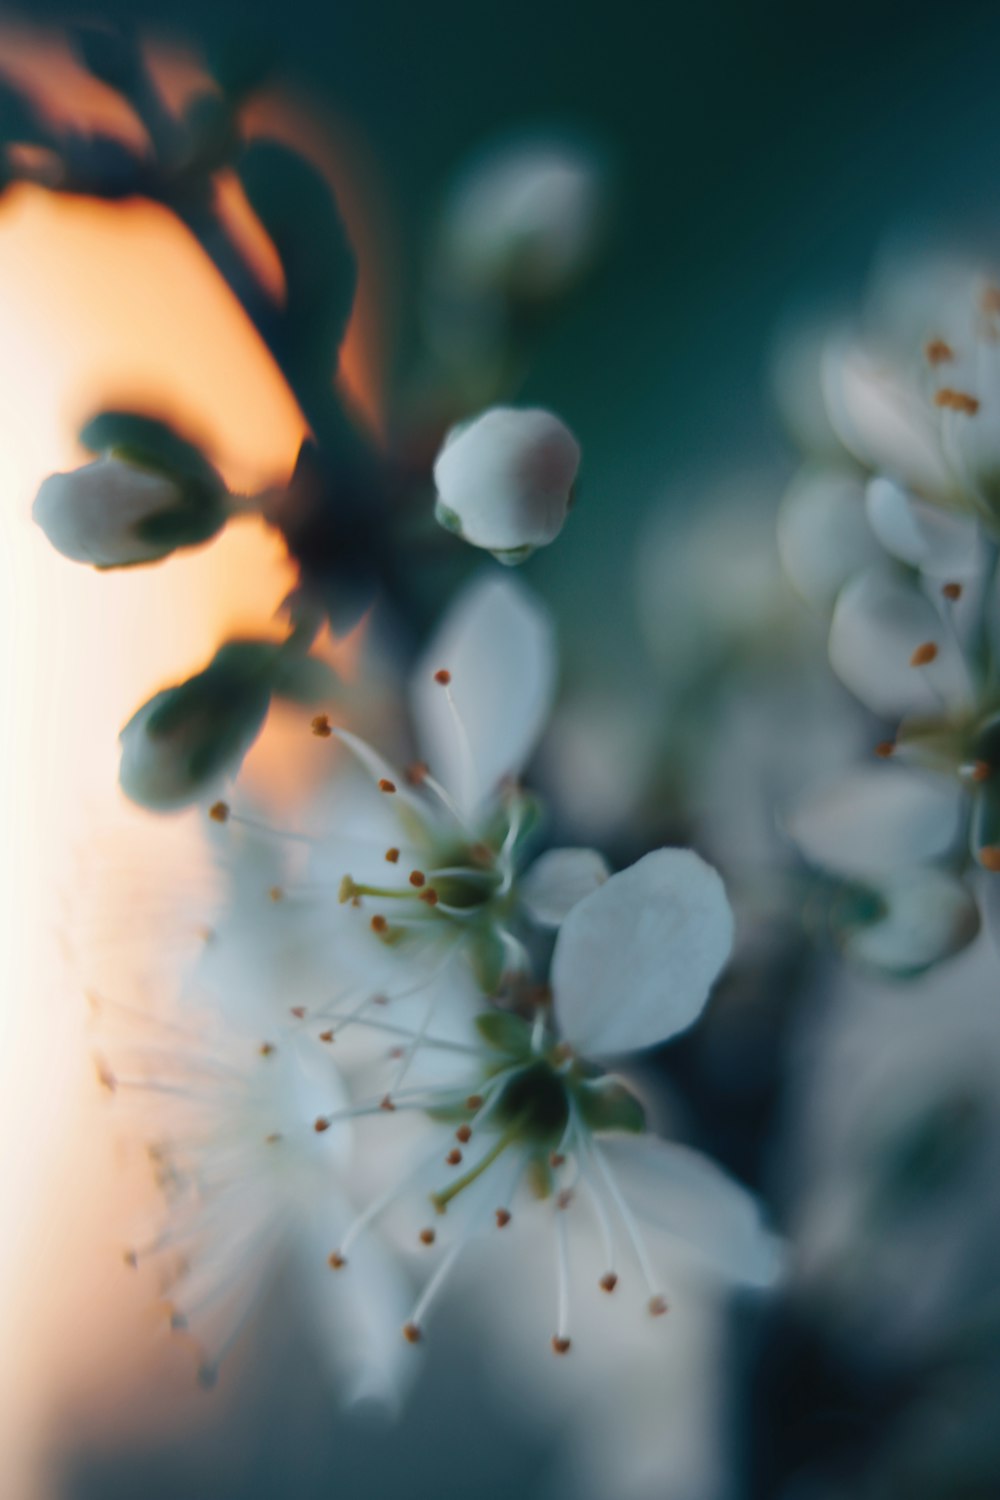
0, 24, 382, 1494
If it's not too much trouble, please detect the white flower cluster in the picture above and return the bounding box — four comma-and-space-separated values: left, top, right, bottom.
775, 259, 1000, 971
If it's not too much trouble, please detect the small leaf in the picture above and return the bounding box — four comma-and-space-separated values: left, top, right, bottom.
80, 411, 223, 501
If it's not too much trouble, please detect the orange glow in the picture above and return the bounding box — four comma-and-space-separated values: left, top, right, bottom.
0, 25, 381, 1495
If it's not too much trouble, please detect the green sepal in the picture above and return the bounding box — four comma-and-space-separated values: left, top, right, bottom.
269, 654, 339, 706
468, 926, 508, 996
575, 1078, 646, 1135
474, 1009, 532, 1058
81, 411, 225, 505
433, 499, 463, 536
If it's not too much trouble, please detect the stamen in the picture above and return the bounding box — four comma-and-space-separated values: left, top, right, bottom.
971, 761, 993, 783
941, 581, 963, 601
910, 642, 939, 667
446, 1148, 463, 1166
385, 848, 400, 864
552, 1208, 572, 1354
433, 669, 452, 685
935, 388, 980, 415
311, 714, 332, 738
371, 915, 388, 934
419, 1228, 436, 1246
409, 870, 427, 888
434, 669, 478, 816
404, 1226, 475, 1343
925, 338, 955, 365
592, 1144, 665, 1308
979, 845, 1000, 871
455, 1124, 472, 1144
495, 1208, 512, 1228
875, 740, 896, 759
208, 801, 229, 823
378, 779, 396, 794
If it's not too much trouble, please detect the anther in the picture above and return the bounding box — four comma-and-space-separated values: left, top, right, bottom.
455, 1124, 472, 1143
648, 1295, 669, 1317
265, 1133, 282, 1145
446, 1148, 463, 1166
434, 669, 452, 686
268, 886, 284, 903
402, 1323, 422, 1344
385, 847, 400, 863
259, 1042, 276, 1057
910, 641, 939, 667
409, 870, 427, 887
925, 338, 955, 365
371, 914, 388, 933
380, 1095, 396, 1112
875, 740, 896, 759
550, 1152, 566, 1168
551, 1336, 571, 1355
935, 388, 980, 415
328, 1251, 346, 1269
495, 1208, 511, 1228
556, 1189, 574, 1210
314, 1117, 330, 1133
420, 888, 439, 906
599, 1272, 618, 1293
466, 1095, 484, 1111
406, 762, 428, 786
311, 714, 332, 738
419, 1228, 436, 1246
290, 1006, 306, 1019
319, 1029, 334, 1043
979, 846, 1000, 872
338, 876, 356, 904
378, 778, 396, 794
208, 800, 229, 823
972, 761, 993, 783
942, 581, 963, 601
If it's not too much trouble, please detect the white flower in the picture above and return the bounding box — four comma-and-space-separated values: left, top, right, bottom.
314, 848, 777, 1356
93, 1000, 411, 1402
437, 137, 606, 303
33, 454, 228, 568
433, 407, 580, 563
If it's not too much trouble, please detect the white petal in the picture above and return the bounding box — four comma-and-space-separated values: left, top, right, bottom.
777, 466, 882, 608
865, 477, 980, 577
552, 849, 733, 1056
785, 767, 963, 879
829, 568, 971, 717
821, 339, 956, 501
598, 1135, 783, 1287
839, 867, 979, 974
410, 573, 555, 818
520, 847, 610, 927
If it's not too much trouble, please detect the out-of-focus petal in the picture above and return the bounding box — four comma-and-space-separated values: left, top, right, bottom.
410, 573, 555, 818
777, 466, 882, 609
520, 847, 611, 927
785, 766, 964, 879
865, 477, 980, 577
836, 867, 980, 975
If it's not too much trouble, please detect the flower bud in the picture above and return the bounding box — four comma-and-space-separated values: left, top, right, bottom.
433, 407, 580, 563
33, 455, 228, 569
438, 138, 606, 303
119, 643, 276, 811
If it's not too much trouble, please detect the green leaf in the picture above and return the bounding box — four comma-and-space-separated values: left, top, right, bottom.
238, 139, 356, 387
80, 411, 224, 502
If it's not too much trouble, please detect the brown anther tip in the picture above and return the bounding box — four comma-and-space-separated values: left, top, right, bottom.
373, 993, 389, 1006
380, 1094, 396, 1112
550, 1152, 566, 1168
402, 1323, 422, 1344
942, 581, 963, 600
495, 1208, 511, 1228
328, 1251, 346, 1269
874, 740, 896, 760
979, 845, 1000, 872
406, 761, 429, 786
925, 338, 955, 365
419, 1228, 436, 1246
265, 1132, 282, 1145
556, 1189, 574, 1210
319, 1029, 334, 1043
314, 1117, 330, 1133
910, 641, 939, 667
208, 800, 230, 823
468, 842, 494, 866
377, 778, 396, 794
290, 1006, 307, 1019
385, 847, 400, 864
123, 1250, 138, 1269
259, 1042, 276, 1057
95, 1057, 117, 1092
551, 1336, 571, 1355
409, 870, 427, 887
311, 714, 332, 738
370, 914, 388, 934
268, 886, 284, 903
599, 1272, 618, 1293
466, 1094, 484, 1111
446, 1148, 463, 1166
434, 668, 452, 686
388, 1046, 405, 1059
648, 1295, 669, 1317
455, 1124, 472, 1143
983, 286, 1000, 314
972, 760, 993, 783
419, 888, 439, 905
934, 388, 980, 415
